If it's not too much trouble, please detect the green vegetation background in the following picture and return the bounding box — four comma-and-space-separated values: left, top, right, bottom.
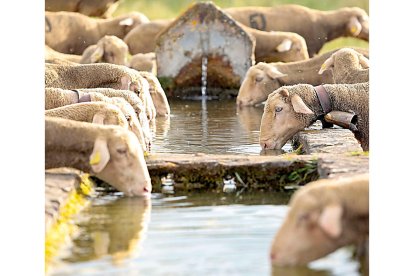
114, 0, 369, 53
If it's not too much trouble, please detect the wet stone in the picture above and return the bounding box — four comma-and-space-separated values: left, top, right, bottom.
45, 168, 81, 233
317, 154, 369, 179
293, 127, 363, 154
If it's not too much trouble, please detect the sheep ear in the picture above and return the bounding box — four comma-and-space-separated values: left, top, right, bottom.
319, 56, 334, 75
89, 45, 104, 63
291, 94, 314, 114
279, 88, 289, 98
318, 204, 343, 238
92, 113, 106, 125
358, 54, 370, 69
276, 38, 293, 52
265, 67, 288, 79
89, 137, 110, 173
121, 75, 132, 90
348, 16, 362, 36
119, 17, 134, 26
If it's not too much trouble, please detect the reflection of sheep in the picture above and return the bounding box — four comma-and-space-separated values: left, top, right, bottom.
139, 71, 170, 117
45, 0, 120, 18
271, 173, 369, 266
45, 63, 145, 95
259, 82, 369, 150
225, 5, 369, 57
319, 48, 369, 84
80, 35, 129, 65
45, 116, 151, 197
237, 47, 369, 106
45, 102, 147, 152
45, 11, 149, 54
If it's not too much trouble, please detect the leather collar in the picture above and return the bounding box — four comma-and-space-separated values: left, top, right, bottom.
71, 89, 91, 103
314, 85, 332, 114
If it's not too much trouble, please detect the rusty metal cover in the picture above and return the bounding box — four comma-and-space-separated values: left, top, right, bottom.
155, 1, 255, 98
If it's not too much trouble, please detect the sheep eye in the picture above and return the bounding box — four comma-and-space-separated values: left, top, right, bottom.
117, 148, 128, 154
275, 107, 283, 112
255, 76, 264, 83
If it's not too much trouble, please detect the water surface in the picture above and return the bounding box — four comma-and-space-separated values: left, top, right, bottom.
50, 193, 364, 276
151, 99, 292, 155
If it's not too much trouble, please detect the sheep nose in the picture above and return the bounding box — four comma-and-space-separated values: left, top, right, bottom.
143, 187, 149, 192
260, 141, 268, 149
270, 252, 277, 261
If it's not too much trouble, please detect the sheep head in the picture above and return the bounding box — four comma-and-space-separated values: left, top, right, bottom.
89, 130, 152, 197
318, 48, 370, 77
237, 62, 287, 106
259, 87, 314, 150
270, 185, 345, 266
347, 8, 369, 41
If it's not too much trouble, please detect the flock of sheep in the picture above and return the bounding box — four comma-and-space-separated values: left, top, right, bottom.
45, 0, 369, 269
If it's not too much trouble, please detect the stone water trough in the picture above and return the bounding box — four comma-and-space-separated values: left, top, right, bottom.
155, 2, 255, 98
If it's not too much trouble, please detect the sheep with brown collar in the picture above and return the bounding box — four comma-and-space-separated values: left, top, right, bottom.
319, 48, 369, 84
259, 82, 369, 150
225, 5, 369, 57
45, 116, 152, 197
45, 102, 147, 152
44, 88, 152, 151
45, 11, 149, 54
270, 173, 369, 266
236, 47, 369, 106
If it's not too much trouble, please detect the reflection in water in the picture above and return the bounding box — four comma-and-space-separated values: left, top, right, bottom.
151, 99, 291, 155
56, 196, 151, 270
50, 193, 364, 276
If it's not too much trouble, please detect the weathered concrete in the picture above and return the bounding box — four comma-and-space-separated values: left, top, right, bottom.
293, 128, 363, 154
146, 153, 319, 191
317, 153, 369, 179
155, 2, 255, 97
45, 168, 83, 232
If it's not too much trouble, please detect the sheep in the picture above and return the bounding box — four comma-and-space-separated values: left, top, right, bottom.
45, 11, 149, 54
124, 19, 172, 55
224, 5, 369, 57
241, 25, 309, 63
80, 35, 129, 65
45, 63, 145, 96
44, 88, 152, 151
138, 71, 171, 117
259, 82, 369, 151
236, 47, 369, 106
270, 173, 368, 266
318, 48, 369, 84
125, 18, 308, 63
45, 0, 120, 18
45, 102, 147, 152
128, 52, 156, 74
45, 45, 81, 65
45, 116, 152, 197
